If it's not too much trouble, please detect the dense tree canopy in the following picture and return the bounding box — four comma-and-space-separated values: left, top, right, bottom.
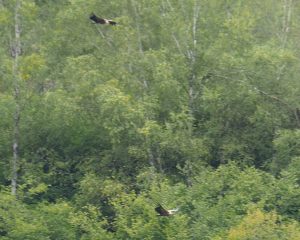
0, 0, 299, 239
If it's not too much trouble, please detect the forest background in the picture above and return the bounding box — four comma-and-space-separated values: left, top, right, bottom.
0, 0, 300, 239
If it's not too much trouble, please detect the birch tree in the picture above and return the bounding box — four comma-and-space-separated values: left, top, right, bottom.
11, 0, 21, 196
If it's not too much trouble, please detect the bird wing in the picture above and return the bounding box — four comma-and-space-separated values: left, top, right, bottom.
90, 13, 116, 25
90, 14, 106, 24
107, 20, 117, 25
155, 204, 170, 216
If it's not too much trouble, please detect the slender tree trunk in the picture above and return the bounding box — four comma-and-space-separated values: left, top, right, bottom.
129, 0, 148, 89
147, 147, 155, 168
11, 0, 21, 196
127, 0, 159, 169
186, 1, 200, 186
94, 27, 112, 47
281, 0, 292, 48
276, 0, 293, 82
277, 0, 299, 127
129, 0, 144, 55
187, 1, 200, 117
165, 0, 201, 184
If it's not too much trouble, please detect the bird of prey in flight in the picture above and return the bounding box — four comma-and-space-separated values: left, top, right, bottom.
90, 13, 117, 25
155, 204, 179, 217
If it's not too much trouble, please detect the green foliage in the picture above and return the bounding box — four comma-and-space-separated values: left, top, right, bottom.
271, 129, 300, 174
0, 0, 300, 238
69, 205, 113, 240
0, 190, 75, 239
0, 94, 14, 182
215, 208, 300, 240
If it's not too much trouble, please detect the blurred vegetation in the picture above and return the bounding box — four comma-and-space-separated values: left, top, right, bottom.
0, 0, 299, 239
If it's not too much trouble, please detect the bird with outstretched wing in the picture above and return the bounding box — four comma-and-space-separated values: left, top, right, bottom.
155, 203, 179, 217
90, 13, 117, 25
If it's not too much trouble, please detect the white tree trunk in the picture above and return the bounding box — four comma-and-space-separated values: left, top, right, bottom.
276, 0, 293, 82
188, 0, 200, 116
11, 0, 21, 196
129, 0, 149, 89
281, 0, 292, 48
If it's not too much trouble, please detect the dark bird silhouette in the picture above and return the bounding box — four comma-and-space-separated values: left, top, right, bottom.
155, 204, 179, 217
89, 13, 117, 25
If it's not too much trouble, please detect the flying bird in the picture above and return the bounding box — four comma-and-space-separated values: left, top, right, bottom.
155, 204, 179, 217
89, 13, 117, 25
